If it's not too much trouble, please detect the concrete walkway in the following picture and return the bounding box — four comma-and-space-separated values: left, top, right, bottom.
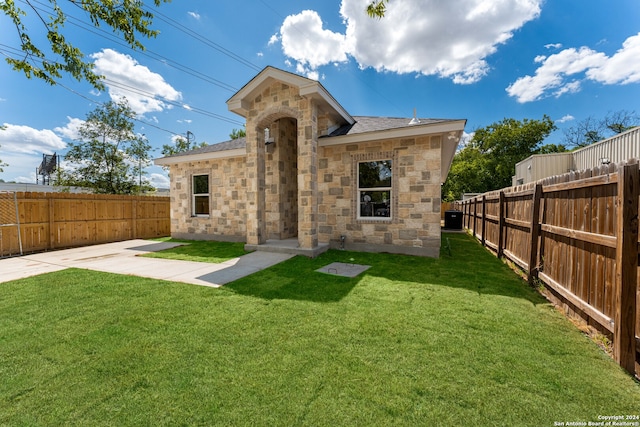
0, 240, 294, 287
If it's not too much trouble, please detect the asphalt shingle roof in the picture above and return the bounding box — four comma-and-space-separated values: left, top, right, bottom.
162, 137, 246, 159
162, 116, 459, 159
327, 116, 453, 136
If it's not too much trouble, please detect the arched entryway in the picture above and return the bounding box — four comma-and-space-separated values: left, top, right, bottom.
263, 117, 298, 240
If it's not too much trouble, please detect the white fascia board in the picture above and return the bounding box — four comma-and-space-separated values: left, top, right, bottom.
318, 120, 466, 147
299, 81, 355, 125
154, 148, 246, 166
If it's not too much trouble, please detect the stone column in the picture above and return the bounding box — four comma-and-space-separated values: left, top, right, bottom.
245, 125, 266, 245
297, 102, 318, 249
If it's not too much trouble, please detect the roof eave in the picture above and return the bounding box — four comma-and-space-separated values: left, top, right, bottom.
154, 148, 246, 166
226, 66, 354, 125
318, 119, 466, 146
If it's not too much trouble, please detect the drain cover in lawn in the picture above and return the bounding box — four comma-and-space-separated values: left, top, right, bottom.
316, 262, 371, 278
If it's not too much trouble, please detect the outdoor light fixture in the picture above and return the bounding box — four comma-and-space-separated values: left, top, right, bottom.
600, 157, 611, 165
264, 127, 275, 145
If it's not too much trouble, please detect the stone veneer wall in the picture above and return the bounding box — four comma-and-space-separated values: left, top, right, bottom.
317, 135, 442, 257
244, 80, 321, 248
265, 117, 298, 239
168, 157, 247, 241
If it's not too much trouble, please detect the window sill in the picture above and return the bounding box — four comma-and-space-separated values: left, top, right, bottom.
357, 217, 392, 223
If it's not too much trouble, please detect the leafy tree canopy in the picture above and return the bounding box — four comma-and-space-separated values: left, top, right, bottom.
229, 127, 246, 140
160, 135, 207, 159
367, 0, 389, 18
59, 99, 153, 194
442, 115, 557, 201
1, 0, 170, 89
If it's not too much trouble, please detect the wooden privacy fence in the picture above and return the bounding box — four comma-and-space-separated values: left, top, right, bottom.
0, 192, 170, 257
454, 161, 639, 377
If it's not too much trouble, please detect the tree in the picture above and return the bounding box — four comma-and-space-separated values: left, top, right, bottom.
0, 125, 7, 173
562, 111, 639, 148
229, 127, 246, 139
61, 99, 152, 194
1, 0, 170, 90
442, 115, 557, 201
129, 135, 154, 194
367, 0, 389, 18
160, 135, 207, 158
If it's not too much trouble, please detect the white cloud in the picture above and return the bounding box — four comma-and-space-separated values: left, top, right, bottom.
54, 117, 84, 140
187, 11, 200, 20
275, 0, 542, 83
586, 33, 640, 85
544, 43, 562, 50
0, 123, 66, 154
149, 173, 170, 189
507, 33, 640, 103
91, 49, 182, 115
557, 114, 575, 123
268, 34, 279, 46
280, 10, 349, 73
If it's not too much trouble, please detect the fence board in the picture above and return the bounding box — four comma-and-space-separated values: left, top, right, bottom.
458, 160, 638, 377
0, 192, 169, 257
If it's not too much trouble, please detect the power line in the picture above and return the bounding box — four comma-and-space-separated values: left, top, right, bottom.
142, 4, 262, 72
0, 40, 244, 126
20, 0, 239, 93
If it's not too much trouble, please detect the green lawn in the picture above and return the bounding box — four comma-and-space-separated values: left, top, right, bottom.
141, 237, 250, 263
1, 233, 638, 426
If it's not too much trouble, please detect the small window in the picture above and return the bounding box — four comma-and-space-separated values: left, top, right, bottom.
192, 174, 209, 216
358, 160, 392, 219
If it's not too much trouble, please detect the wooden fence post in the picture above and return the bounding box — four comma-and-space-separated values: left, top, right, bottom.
48, 194, 55, 250
528, 184, 543, 284
498, 191, 505, 259
613, 163, 638, 375
473, 198, 477, 238
132, 198, 138, 240
464, 201, 469, 229
481, 195, 486, 246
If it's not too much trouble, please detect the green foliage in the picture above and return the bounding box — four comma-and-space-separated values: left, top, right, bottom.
61, 99, 153, 194
366, 0, 388, 18
443, 115, 557, 201
229, 127, 246, 139
160, 137, 207, 158
1, 0, 170, 89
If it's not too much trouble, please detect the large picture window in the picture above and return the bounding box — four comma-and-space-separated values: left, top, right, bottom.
192, 174, 210, 216
358, 160, 392, 219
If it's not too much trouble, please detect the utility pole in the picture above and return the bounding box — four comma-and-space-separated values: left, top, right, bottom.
186, 131, 195, 150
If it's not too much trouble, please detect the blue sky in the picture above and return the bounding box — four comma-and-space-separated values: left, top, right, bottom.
1, 0, 639, 187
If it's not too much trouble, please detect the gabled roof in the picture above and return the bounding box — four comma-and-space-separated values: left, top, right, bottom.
226, 66, 354, 126
325, 116, 458, 137
154, 138, 246, 165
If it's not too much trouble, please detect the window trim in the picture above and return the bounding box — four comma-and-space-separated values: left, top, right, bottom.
192, 174, 210, 217
357, 159, 393, 221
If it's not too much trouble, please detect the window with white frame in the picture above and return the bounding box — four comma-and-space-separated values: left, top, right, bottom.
192, 174, 210, 216
358, 160, 392, 219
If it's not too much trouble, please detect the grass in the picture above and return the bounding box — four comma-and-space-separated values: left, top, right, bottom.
1, 233, 638, 426
140, 237, 250, 263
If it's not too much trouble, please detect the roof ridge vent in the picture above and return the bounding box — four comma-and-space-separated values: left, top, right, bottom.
409, 108, 420, 125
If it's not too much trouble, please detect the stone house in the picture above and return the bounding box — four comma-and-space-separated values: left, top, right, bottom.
155, 67, 465, 257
